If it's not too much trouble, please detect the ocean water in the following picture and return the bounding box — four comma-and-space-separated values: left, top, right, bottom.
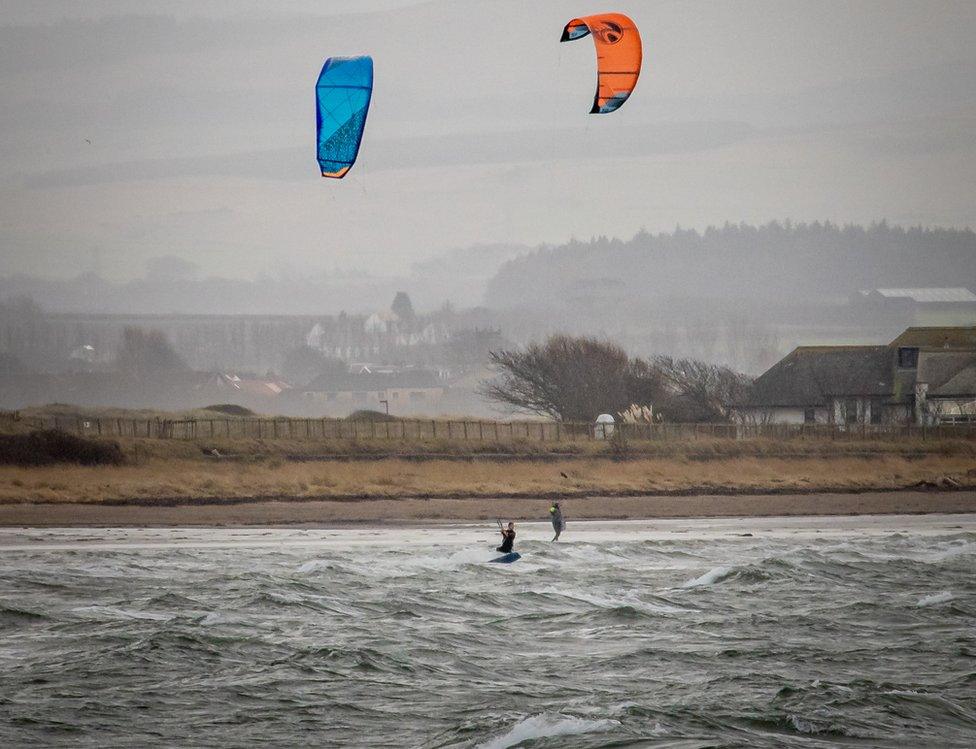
0, 515, 974, 748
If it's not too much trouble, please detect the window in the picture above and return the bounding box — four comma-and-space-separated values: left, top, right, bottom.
803, 408, 816, 424
898, 347, 919, 369
845, 398, 859, 424
870, 399, 883, 425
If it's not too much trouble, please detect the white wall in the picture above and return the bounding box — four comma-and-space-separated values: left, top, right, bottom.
736, 407, 829, 425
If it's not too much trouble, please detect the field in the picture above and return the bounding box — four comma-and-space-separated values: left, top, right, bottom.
2, 407, 975, 519
1, 449, 974, 504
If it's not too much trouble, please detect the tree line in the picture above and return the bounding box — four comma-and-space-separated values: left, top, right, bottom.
486, 220, 976, 309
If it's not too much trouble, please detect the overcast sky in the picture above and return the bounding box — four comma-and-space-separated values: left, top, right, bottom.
2, 0, 975, 280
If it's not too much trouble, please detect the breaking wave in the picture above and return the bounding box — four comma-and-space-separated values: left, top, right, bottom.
477, 714, 619, 749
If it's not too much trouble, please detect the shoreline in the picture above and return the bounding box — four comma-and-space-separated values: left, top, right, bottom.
1, 490, 974, 528
3, 481, 973, 508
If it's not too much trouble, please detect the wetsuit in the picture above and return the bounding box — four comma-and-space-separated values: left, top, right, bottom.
497, 529, 515, 553
550, 506, 565, 539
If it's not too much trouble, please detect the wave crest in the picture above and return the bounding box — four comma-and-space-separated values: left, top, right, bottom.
477, 714, 619, 749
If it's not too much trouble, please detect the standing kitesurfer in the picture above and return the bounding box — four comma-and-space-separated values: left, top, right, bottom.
497, 521, 516, 553
549, 501, 565, 541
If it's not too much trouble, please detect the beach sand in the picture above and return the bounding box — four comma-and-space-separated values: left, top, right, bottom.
0, 490, 973, 527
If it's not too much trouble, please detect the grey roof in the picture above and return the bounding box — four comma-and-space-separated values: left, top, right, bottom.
917, 352, 976, 390
745, 346, 894, 407
873, 288, 976, 303
304, 369, 442, 392
930, 362, 976, 397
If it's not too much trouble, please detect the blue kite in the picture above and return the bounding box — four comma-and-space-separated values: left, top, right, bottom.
315, 56, 373, 178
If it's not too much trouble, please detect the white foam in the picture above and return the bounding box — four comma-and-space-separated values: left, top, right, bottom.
535, 587, 684, 615
477, 714, 618, 749
916, 591, 954, 607
925, 541, 976, 563
789, 715, 821, 734
200, 611, 233, 626
297, 559, 330, 573
683, 565, 734, 587
71, 605, 171, 621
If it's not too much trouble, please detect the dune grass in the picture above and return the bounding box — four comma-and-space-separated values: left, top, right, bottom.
1, 453, 973, 505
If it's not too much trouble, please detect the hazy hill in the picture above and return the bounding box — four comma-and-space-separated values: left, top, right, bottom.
485, 222, 976, 309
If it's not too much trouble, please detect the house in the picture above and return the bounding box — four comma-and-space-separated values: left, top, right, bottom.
299, 368, 446, 415
739, 326, 976, 425
202, 372, 291, 399
852, 288, 976, 326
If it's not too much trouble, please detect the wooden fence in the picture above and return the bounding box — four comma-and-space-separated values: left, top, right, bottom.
27, 415, 976, 443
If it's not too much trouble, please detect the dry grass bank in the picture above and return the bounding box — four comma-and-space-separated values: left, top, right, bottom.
1, 454, 974, 505
107, 433, 976, 464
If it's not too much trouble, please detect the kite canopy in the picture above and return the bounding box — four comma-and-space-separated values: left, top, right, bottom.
560, 13, 642, 114
315, 56, 373, 178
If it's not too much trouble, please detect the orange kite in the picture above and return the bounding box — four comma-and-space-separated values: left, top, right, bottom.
560, 13, 642, 114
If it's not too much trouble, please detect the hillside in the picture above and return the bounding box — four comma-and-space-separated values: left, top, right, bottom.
485, 222, 976, 309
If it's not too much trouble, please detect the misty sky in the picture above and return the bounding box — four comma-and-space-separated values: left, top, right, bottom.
2, 0, 975, 281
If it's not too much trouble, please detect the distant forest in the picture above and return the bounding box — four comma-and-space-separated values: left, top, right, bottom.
485, 222, 976, 309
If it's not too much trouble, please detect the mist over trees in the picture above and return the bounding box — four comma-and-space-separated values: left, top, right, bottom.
3, 220, 974, 413
115, 327, 187, 377
280, 346, 347, 386
486, 221, 976, 308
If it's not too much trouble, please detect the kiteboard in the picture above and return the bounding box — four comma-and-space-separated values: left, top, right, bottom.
489, 552, 522, 564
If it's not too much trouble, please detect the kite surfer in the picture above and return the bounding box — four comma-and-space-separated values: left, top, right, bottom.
496, 521, 516, 554
549, 501, 565, 541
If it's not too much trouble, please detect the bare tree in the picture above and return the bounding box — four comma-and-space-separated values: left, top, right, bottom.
481, 335, 663, 421
652, 355, 751, 422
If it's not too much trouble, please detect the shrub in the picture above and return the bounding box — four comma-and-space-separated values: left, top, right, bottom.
347, 409, 398, 422
202, 404, 255, 417
0, 430, 125, 466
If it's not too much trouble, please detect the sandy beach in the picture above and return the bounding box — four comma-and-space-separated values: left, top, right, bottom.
0, 490, 973, 527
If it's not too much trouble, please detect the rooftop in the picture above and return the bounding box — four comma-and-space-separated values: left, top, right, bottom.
744, 345, 893, 407
889, 326, 976, 350
304, 369, 442, 392
870, 288, 976, 303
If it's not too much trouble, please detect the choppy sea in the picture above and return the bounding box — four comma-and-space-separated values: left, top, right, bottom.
0, 515, 974, 748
